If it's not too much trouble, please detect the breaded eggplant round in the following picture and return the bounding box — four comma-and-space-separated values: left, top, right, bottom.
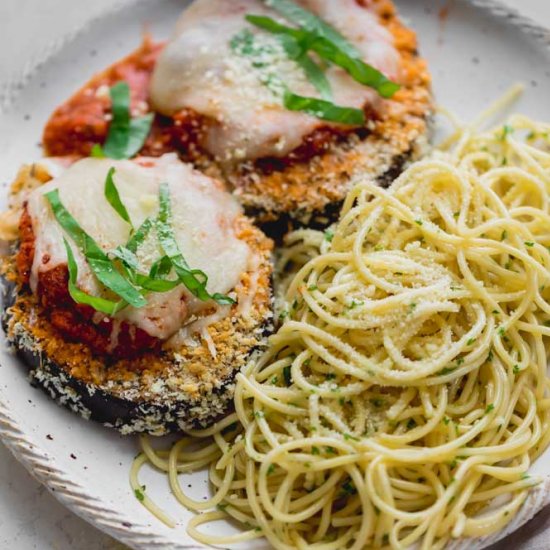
1, 156, 273, 435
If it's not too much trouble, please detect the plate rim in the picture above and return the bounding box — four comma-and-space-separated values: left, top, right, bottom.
0, 1, 549, 549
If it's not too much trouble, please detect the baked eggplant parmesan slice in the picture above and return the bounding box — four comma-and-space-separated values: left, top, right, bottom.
150, 0, 432, 228
1, 155, 273, 435
42, 0, 432, 235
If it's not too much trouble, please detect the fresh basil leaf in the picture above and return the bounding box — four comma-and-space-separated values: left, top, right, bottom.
246, 14, 399, 98
246, 16, 332, 99
104, 167, 133, 227
123, 114, 154, 156
63, 238, 126, 315
110, 81, 131, 126
149, 255, 173, 279
295, 53, 332, 100
111, 245, 141, 272
232, 28, 360, 124
245, 14, 304, 41
45, 189, 147, 309
126, 217, 154, 253
310, 38, 400, 98
134, 274, 180, 292
283, 90, 365, 125
98, 82, 153, 160
157, 183, 235, 305
112, 247, 179, 293
264, 0, 361, 58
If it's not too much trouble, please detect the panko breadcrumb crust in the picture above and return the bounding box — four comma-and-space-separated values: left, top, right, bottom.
1, 165, 274, 435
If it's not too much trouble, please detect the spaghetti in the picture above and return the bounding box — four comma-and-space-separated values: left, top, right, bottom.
131, 113, 550, 549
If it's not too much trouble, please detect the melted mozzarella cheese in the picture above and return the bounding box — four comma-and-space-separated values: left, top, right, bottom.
27, 154, 250, 339
150, 0, 399, 161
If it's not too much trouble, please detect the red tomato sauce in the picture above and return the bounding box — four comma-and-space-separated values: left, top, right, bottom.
43, 37, 165, 157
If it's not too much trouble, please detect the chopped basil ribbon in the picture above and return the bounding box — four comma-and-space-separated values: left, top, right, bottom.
310, 38, 400, 98
126, 217, 154, 252
104, 167, 132, 227
157, 183, 235, 305
46, 181, 233, 314
110, 217, 152, 280
93, 82, 153, 159
246, 14, 400, 98
149, 255, 173, 279
293, 51, 332, 101
264, 0, 360, 58
231, 29, 362, 125
63, 238, 126, 315
283, 90, 364, 125
246, 16, 333, 100
111, 224, 180, 293
133, 255, 180, 293
44, 189, 147, 309
134, 274, 180, 292
111, 246, 141, 273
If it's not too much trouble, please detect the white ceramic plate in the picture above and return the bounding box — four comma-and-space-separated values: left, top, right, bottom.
0, 1, 549, 549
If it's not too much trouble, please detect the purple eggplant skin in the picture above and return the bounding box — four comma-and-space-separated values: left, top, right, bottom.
1, 277, 271, 435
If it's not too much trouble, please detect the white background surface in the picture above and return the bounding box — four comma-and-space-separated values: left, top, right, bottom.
0, 1, 548, 549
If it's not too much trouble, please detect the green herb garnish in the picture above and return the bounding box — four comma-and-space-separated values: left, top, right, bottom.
111, 245, 141, 274
265, 0, 358, 56
324, 229, 334, 242
104, 167, 132, 227
500, 124, 513, 140
134, 486, 146, 502
247, 8, 399, 97
126, 217, 154, 252
340, 479, 357, 496
264, 0, 399, 99
293, 50, 332, 100
234, 5, 399, 126
45, 189, 146, 309
283, 365, 292, 386
245, 16, 333, 100
94, 82, 153, 159
63, 238, 125, 315
157, 183, 234, 305
283, 89, 364, 124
